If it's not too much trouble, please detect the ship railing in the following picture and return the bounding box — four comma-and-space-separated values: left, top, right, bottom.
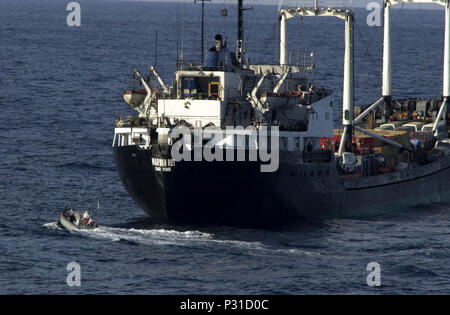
181, 92, 221, 100
115, 116, 152, 128
113, 126, 151, 148
176, 59, 202, 71
176, 60, 225, 72
357, 96, 449, 124
165, 128, 325, 153
176, 59, 232, 72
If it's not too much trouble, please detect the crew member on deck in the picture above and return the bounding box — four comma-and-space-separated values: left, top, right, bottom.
204, 34, 231, 71
297, 84, 308, 103
305, 83, 317, 104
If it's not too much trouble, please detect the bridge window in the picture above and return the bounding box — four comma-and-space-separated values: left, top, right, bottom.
209, 82, 220, 99
180, 76, 221, 100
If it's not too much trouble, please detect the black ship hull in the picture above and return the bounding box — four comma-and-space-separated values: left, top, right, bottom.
114, 145, 450, 227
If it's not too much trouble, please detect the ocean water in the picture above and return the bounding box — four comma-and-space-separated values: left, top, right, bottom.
0, 0, 449, 295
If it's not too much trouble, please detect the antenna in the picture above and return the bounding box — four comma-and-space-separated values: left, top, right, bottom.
177, 0, 186, 70
237, 0, 243, 65
237, 0, 252, 66
155, 29, 158, 67
97, 201, 100, 225
194, 0, 211, 66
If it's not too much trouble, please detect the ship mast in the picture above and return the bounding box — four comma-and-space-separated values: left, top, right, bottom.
236, 0, 252, 66
195, 0, 211, 66
436, 0, 450, 132
279, 9, 287, 65
338, 11, 354, 157
237, 0, 244, 65
381, 0, 448, 131
278, 4, 355, 156
352, 0, 448, 150
382, 0, 392, 122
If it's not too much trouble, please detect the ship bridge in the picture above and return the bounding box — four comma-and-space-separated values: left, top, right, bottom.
175, 70, 241, 101
157, 69, 242, 128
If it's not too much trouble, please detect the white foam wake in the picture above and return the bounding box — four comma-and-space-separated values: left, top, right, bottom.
43, 222, 62, 230
44, 223, 321, 257
76, 226, 215, 246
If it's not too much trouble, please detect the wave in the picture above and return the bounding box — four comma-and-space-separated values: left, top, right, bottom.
75, 226, 233, 247
43, 222, 62, 230
55, 161, 115, 172
274, 248, 322, 257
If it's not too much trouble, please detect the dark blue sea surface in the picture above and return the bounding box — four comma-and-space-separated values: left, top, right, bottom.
0, 0, 449, 294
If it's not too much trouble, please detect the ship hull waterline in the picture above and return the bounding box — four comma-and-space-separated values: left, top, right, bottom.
113, 145, 450, 227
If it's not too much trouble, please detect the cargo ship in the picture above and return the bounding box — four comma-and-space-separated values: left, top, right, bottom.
113, 0, 450, 227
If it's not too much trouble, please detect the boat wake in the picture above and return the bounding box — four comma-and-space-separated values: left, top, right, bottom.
43, 222, 62, 230
77, 226, 215, 246
43, 222, 321, 257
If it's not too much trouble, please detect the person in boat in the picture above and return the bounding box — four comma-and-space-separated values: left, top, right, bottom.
82, 210, 90, 226
82, 210, 96, 227
204, 34, 231, 71
62, 206, 68, 218
66, 208, 75, 222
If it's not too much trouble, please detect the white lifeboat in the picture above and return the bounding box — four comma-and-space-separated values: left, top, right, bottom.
122, 89, 147, 108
